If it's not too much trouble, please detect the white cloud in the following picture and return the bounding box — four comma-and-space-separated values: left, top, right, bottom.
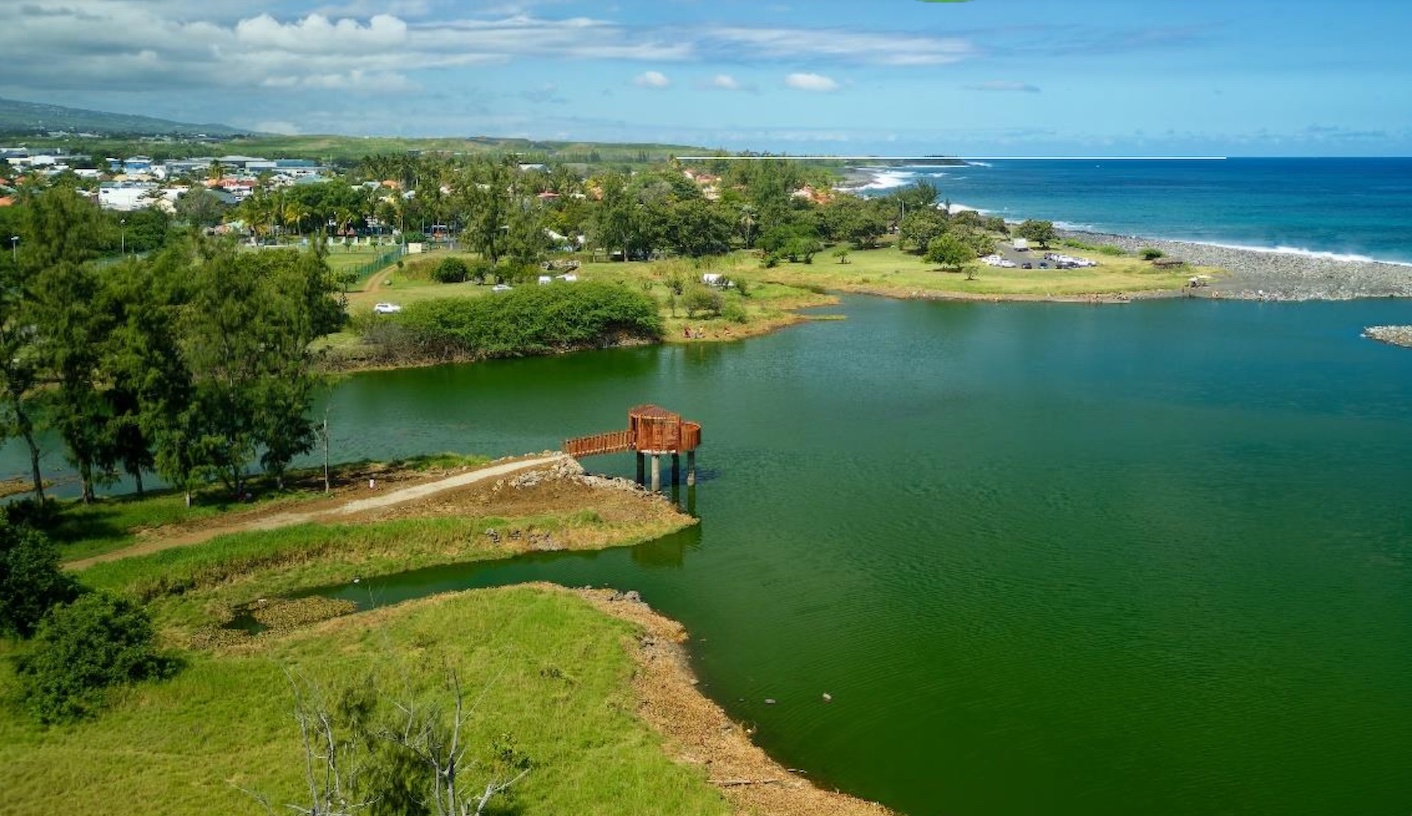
785, 72, 839, 92
705, 27, 974, 66
710, 74, 741, 90
234, 13, 409, 53
967, 81, 1041, 93
633, 70, 671, 88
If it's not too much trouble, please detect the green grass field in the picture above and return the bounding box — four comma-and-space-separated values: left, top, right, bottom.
0, 587, 729, 816
0, 452, 711, 815
759, 242, 1217, 298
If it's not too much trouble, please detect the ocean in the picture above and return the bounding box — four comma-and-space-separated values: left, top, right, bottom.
852, 157, 1412, 265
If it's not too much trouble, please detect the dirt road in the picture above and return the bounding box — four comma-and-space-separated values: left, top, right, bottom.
68, 455, 562, 570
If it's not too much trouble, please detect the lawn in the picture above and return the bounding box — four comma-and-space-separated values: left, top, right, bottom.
759, 241, 1218, 298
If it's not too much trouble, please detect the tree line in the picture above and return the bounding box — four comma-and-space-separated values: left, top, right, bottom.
1, 178, 342, 505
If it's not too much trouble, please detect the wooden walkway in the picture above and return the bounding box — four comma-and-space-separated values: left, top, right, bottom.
562, 405, 703, 491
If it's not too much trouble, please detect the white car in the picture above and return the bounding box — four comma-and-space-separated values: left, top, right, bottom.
372, 302, 402, 314
491, 284, 514, 292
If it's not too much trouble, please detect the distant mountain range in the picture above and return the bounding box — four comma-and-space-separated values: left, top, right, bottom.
0, 97, 253, 138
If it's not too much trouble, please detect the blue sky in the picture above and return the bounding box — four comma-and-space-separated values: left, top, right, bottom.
1, 0, 1409, 155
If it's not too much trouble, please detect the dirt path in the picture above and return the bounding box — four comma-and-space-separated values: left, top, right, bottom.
68, 456, 561, 570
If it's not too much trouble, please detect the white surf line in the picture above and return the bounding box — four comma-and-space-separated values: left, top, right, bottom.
675, 155, 1228, 161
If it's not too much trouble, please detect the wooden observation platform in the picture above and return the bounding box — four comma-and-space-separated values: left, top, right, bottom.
563, 405, 702, 491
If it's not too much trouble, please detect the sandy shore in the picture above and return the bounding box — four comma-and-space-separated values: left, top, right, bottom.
1058, 229, 1412, 300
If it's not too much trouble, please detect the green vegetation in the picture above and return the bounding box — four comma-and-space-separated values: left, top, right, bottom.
1, 183, 342, 505
14, 591, 177, 723
1015, 218, 1058, 249
759, 243, 1212, 298
0, 521, 80, 637
432, 255, 470, 283
367, 281, 663, 363
0, 588, 730, 815
1140, 247, 1166, 260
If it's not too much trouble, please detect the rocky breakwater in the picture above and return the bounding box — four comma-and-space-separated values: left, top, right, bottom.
1058, 230, 1412, 300
1363, 325, 1412, 348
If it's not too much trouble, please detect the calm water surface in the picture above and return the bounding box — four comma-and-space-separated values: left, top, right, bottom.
312, 296, 1412, 816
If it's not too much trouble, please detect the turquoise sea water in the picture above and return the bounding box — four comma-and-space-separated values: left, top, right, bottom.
308, 297, 1412, 816
857, 157, 1412, 263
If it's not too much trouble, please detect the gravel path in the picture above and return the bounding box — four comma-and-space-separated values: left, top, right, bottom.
1058, 229, 1412, 300
68, 455, 562, 569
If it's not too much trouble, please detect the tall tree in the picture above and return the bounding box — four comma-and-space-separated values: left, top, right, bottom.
178, 241, 340, 495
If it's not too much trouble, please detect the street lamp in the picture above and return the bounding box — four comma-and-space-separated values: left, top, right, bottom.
119, 218, 126, 256
9, 236, 16, 265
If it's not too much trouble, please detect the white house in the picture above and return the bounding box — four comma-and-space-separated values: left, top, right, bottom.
98, 181, 159, 211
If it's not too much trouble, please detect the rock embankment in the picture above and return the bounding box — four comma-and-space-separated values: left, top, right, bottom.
1363, 325, 1412, 348
1058, 229, 1412, 300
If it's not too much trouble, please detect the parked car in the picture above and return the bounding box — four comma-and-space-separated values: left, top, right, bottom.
491, 284, 514, 292
1022, 262, 1033, 269
373, 302, 402, 314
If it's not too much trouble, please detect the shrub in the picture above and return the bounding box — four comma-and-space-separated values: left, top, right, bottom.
721, 301, 748, 324
16, 592, 179, 723
468, 258, 494, 284
432, 257, 470, 283
1096, 244, 1127, 257
0, 520, 81, 639
394, 281, 663, 359
1139, 247, 1165, 260
682, 284, 723, 318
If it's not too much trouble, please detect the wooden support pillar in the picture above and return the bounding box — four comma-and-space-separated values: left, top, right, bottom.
671, 453, 680, 486
636, 452, 645, 485
650, 454, 661, 493
686, 450, 697, 486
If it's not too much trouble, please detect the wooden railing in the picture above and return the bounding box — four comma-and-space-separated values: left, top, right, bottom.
680, 422, 701, 452
563, 429, 633, 458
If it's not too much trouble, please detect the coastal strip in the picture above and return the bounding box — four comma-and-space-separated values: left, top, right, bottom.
1057, 229, 1412, 301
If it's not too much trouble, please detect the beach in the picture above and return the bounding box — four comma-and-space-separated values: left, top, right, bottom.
1056, 229, 1412, 300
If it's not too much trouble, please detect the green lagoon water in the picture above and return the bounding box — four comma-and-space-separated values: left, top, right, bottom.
235, 298, 1412, 813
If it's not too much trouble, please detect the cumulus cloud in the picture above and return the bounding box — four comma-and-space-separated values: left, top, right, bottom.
785, 72, 839, 92
633, 70, 671, 88
711, 74, 741, 90
234, 13, 409, 53
0, 3, 690, 96
967, 81, 1041, 93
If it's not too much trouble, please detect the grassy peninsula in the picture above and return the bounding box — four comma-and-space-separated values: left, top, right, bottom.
0, 455, 891, 816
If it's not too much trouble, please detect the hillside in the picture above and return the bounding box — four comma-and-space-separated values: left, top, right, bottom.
0, 97, 251, 138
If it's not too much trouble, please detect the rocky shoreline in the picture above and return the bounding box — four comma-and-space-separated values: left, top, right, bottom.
1362, 325, 1412, 348
1058, 229, 1412, 300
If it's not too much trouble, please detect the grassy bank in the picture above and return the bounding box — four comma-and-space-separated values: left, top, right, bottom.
0, 587, 730, 816
761, 242, 1215, 299
51, 454, 492, 563
322, 252, 837, 369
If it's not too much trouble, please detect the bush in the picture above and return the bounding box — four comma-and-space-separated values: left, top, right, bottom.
1139, 247, 1165, 260
1096, 244, 1127, 257
682, 284, 723, 318
468, 259, 494, 284
16, 592, 178, 723
0, 520, 81, 639
721, 300, 748, 324
393, 281, 663, 359
432, 257, 470, 283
